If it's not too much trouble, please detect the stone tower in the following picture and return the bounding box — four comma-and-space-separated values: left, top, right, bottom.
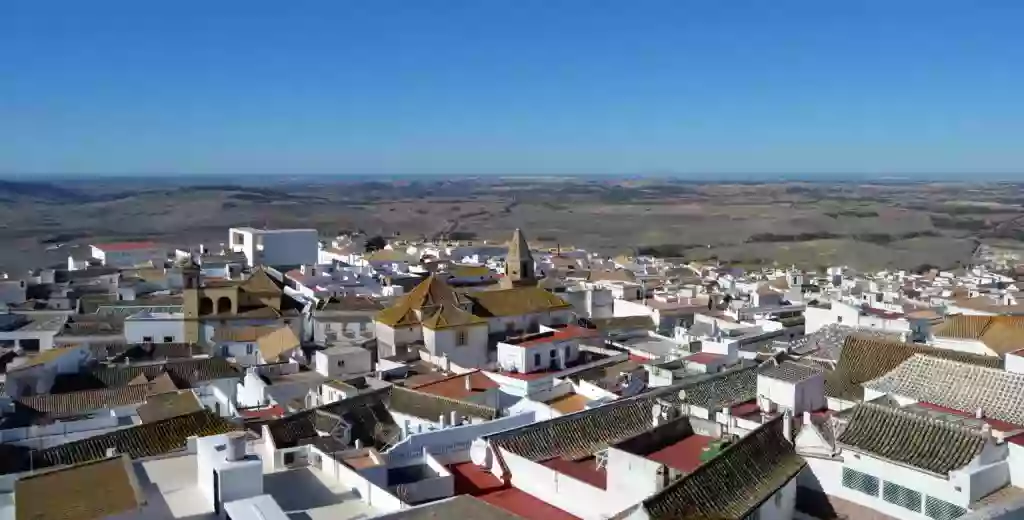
502, 228, 537, 289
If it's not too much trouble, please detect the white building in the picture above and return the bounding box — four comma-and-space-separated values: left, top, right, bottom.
229, 227, 319, 267
124, 311, 186, 343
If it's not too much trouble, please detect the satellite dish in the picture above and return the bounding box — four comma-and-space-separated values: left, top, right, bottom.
677, 389, 687, 402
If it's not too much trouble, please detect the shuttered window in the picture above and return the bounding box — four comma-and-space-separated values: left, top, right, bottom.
924, 496, 966, 520
883, 481, 922, 512
841, 467, 879, 496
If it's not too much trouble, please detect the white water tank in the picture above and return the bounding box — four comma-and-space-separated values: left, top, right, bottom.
225, 432, 247, 461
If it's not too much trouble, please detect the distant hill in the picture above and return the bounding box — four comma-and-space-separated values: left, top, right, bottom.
0, 180, 89, 203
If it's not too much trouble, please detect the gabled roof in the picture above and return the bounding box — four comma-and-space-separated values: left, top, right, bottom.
136, 391, 204, 424
934, 315, 1024, 355
638, 416, 805, 520
837, 401, 988, 476
824, 335, 1002, 401
375, 274, 466, 327
17, 384, 153, 421
864, 354, 1024, 427
0, 410, 239, 476
485, 394, 657, 462
14, 455, 145, 520
90, 357, 242, 389
655, 364, 760, 411
256, 326, 301, 362
375, 305, 422, 327
240, 267, 285, 294
386, 385, 497, 422
265, 388, 399, 449
421, 303, 487, 330
469, 286, 572, 317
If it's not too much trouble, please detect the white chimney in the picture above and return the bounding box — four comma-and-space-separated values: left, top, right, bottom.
450, 411, 459, 427
439, 414, 447, 428
225, 432, 246, 461
976, 408, 984, 419
354, 439, 364, 450
652, 402, 664, 427
106, 447, 118, 458
465, 377, 473, 392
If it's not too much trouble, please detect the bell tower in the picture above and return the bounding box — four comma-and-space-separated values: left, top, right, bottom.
502, 228, 537, 288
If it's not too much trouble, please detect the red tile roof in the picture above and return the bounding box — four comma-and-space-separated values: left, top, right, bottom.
684, 352, 726, 365
412, 370, 499, 400
449, 462, 580, 520
644, 434, 715, 474
509, 325, 598, 348
240, 405, 287, 419
728, 401, 762, 419
94, 241, 158, 251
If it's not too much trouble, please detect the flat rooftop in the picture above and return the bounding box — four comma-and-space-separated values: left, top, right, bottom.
616, 335, 689, 358
449, 462, 580, 520
136, 454, 380, 520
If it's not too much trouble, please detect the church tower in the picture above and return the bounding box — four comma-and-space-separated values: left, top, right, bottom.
502, 228, 537, 288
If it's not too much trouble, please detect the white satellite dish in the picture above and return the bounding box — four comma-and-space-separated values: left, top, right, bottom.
677, 389, 687, 402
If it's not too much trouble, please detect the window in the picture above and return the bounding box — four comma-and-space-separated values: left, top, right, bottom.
457, 330, 467, 346
534, 353, 541, 366
505, 322, 516, 332
883, 481, 922, 513
142, 336, 153, 343
550, 349, 557, 358
564, 346, 571, 358
924, 496, 967, 520
163, 336, 174, 343
337, 360, 345, 367
246, 344, 254, 355
842, 467, 879, 497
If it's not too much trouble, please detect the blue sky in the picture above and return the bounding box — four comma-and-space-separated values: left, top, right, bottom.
1, 1, 1023, 177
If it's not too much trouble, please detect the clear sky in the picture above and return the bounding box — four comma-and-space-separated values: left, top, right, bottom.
2, 1, 1023, 177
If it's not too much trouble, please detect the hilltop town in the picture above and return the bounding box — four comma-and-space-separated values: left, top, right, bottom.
1, 226, 1024, 520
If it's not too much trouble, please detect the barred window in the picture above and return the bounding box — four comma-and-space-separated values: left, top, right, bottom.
925, 496, 967, 520
883, 481, 922, 512
842, 467, 879, 496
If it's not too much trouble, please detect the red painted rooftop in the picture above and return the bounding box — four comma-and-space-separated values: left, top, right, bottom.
412, 370, 499, 400
542, 456, 607, 489
915, 402, 1024, 433
93, 241, 158, 251
684, 352, 726, 365
449, 462, 580, 520
240, 404, 287, 419
510, 325, 598, 348
728, 400, 762, 419
644, 434, 715, 474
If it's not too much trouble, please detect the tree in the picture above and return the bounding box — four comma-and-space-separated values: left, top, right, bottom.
365, 235, 387, 253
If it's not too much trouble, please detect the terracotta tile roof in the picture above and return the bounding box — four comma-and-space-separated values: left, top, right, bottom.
824, 336, 1002, 401
265, 388, 400, 449
411, 370, 500, 400
545, 393, 591, 415
934, 315, 1024, 355
136, 391, 204, 423
256, 326, 301, 362
91, 357, 242, 389
864, 354, 1024, 427
212, 325, 277, 343
468, 286, 572, 317
386, 385, 497, 422
791, 324, 903, 360
658, 364, 761, 411
485, 395, 657, 462
421, 303, 488, 330
0, 410, 239, 476
14, 455, 145, 520
17, 384, 152, 420
836, 401, 988, 475
639, 416, 805, 520
759, 360, 824, 383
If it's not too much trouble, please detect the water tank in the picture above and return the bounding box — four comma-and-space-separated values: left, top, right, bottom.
225, 432, 247, 461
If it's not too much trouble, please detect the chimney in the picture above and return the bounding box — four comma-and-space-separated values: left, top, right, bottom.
465, 377, 473, 392
976, 408, 984, 419
354, 439, 364, 450
225, 432, 246, 461
439, 414, 447, 428
652, 402, 664, 427
106, 447, 118, 458
450, 411, 459, 427
803, 411, 812, 426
